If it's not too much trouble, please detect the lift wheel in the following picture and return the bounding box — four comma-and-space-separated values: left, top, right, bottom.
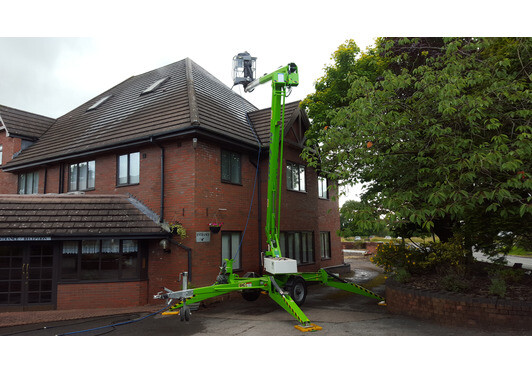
294, 323, 322, 332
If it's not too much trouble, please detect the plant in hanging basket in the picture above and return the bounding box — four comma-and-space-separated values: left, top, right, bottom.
168, 222, 187, 240
209, 222, 223, 233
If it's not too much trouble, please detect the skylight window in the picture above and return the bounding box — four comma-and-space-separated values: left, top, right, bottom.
87, 95, 112, 111
141, 77, 170, 95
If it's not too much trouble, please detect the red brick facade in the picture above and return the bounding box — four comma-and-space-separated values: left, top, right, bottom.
0, 59, 343, 311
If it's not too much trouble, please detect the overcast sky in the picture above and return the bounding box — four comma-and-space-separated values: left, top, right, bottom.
1, 0, 528, 203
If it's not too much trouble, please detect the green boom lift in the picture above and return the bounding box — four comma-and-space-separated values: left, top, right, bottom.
154, 52, 385, 332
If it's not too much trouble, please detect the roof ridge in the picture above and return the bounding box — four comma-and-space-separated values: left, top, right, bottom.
185, 58, 200, 126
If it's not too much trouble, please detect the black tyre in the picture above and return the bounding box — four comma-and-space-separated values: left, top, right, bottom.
241, 289, 261, 302
286, 276, 307, 306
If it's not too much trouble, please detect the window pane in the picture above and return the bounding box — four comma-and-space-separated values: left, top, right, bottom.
26, 172, 33, 194
299, 166, 305, 192
78, 162, 88, 190
100, 239, 119, 279
121, 240, 138, 279
70, 164, 78, 191
287, 233, 294, 259
129, 152, 140, 184
81, 240, 100, 280
88, 161, 96, 189
61, 242, 79, 279
294, 232, 301, 263
0, 145, 3, 165
32, 172, 39, 194
231, 232, 240, 269
231, 153, 241, 184
118, 155, 128, 184
18, 174, 25, 194
221, 151, 231, 182
286, 164, 293, 190
221, 233, 230, 264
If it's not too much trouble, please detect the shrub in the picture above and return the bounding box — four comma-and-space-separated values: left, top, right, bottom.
371, 236, 468, 276
489, 277, 507, 298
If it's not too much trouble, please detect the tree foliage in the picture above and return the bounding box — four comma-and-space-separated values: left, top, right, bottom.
302, 37, 532, 255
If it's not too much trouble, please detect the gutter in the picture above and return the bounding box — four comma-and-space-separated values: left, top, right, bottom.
2, 126, 261, 172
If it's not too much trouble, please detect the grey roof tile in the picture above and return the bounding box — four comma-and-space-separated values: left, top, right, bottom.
0, 104, 55, 140
0, 194, 165, 237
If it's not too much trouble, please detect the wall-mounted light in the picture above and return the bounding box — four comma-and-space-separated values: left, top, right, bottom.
159, 238, 171, 253
193, 138, 198, 149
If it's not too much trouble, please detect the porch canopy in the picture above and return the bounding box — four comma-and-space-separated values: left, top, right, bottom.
0, 194, 167, 240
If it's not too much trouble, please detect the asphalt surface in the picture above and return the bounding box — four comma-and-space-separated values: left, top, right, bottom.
0, 255, 527, 336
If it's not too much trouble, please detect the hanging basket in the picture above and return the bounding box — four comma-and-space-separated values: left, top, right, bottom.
209, 225, 221, 234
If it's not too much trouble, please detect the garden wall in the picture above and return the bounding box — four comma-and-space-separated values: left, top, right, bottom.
386, 279, 532, 330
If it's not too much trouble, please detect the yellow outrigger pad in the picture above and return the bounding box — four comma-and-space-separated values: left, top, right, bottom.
162, 310, 181, 316
294, 323, 322, 332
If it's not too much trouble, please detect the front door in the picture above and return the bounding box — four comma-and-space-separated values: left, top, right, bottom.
0, 243, 56, 311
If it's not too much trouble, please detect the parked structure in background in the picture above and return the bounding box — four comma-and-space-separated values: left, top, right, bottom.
0, 58, 342, 312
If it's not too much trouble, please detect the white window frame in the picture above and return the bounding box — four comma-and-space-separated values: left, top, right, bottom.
287, 162, 306, 192
69, 160, 96, 191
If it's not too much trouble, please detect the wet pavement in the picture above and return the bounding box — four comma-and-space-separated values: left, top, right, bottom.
0, 255, 528, 336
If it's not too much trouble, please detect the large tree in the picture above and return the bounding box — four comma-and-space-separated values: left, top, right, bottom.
302, 37, 532, 256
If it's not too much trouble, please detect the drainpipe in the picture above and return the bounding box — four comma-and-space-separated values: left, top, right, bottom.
150, 137, 165, 223
249, 150, 263, 275
169, 239, 192, 282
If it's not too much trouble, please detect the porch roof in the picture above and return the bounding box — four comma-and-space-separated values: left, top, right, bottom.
0, 194, 167, 239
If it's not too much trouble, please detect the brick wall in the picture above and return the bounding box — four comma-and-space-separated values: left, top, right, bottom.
2, 133, 344, 309
386, 279, 532, 329
57, 281, 148, 310
0, 133, 22, 194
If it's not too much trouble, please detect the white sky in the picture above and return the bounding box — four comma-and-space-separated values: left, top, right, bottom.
0, 0, 528, 205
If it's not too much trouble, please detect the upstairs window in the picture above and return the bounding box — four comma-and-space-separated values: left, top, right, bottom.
287, 162, 305, 192
141, 77, 170, 95
18, 171, 39, 194
117, 152, 140, 186
0, 145, 3, 165
69, 161, 96, 191
221, 150, 241, 185
318, 176, 328, 199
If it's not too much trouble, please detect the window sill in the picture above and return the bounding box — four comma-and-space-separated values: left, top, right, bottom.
116, 182, 140, 188
287, 189, 307, 194
221, 180, 243, 186
67, 188, 95, 193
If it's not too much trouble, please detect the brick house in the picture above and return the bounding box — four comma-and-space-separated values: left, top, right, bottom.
0, 58, 342, 311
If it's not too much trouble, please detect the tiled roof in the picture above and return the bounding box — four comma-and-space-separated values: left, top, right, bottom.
0, 104, 55, 140
3, 58, 260, 170
0, 194, 166, 238
247, 100, 302, 145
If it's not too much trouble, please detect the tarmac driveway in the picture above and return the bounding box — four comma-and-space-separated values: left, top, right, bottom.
0, 256, 525, 336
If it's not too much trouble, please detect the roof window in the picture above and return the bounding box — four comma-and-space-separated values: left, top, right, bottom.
141, 77, 170, 95
87, 95, 112, 111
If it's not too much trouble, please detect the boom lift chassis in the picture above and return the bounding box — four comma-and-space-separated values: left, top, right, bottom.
154, 56, 385, 332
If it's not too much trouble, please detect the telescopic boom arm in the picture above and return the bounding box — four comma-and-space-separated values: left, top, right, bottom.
244, 63, 299, 259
